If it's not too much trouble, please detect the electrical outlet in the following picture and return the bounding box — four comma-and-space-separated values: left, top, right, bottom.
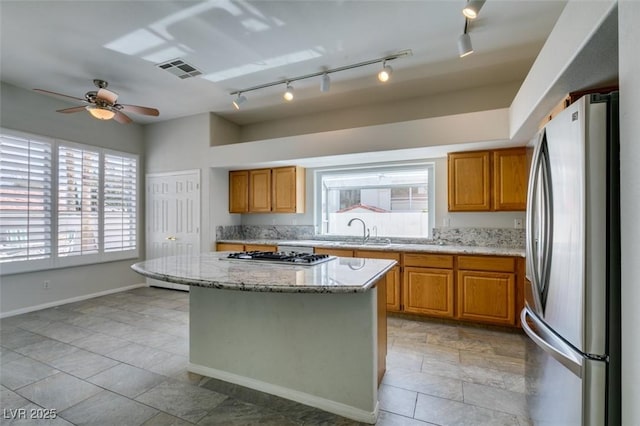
514, 218, 524, 229
43, 280, 50, 289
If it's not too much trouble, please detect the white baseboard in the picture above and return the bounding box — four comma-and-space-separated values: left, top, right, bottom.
188, 362, 379, 424
0, 282, 148, 318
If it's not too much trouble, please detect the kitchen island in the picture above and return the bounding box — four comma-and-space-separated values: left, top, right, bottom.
131, 252, 396, 424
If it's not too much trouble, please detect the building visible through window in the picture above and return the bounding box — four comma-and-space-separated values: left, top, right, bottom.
317, 164, 434, 238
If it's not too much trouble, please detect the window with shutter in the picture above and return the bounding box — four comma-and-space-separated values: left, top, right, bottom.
0, 128, 138, 274
104, 153, 137, 252
58, 145, 100, 257
0, 133, 52, 263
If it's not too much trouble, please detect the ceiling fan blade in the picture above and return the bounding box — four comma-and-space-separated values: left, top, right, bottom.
119, 104, 160, 116
56, 106, 87, 114
113, 110, 132, 124
97, 88, 118, 104
33, 88, 87, 103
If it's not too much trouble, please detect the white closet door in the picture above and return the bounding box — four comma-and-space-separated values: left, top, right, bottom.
146, 170, 200, 291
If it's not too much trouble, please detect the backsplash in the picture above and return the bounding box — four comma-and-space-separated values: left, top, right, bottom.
433, 227, 525, 248
216, 225, 525, 248
216, 225, 315, 241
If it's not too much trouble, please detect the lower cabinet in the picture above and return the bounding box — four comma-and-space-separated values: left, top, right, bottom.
355, 250, 401, 312
457, 270, 515, 325
403, 267, 455, 318
456, 255, 517, 326
215, 243, 277, 252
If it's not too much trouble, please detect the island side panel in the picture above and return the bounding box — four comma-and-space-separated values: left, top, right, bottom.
188, 286, 378, 420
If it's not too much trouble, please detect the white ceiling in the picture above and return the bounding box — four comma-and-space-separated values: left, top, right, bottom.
0, 0, 567, 126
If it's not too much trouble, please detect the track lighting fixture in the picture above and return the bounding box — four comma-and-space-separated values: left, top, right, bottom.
377, 62, 393, 83
462, 0, 486, 19
283, 83, 294, 101
232, 93, 247, 110
229, 49, 412, 108
320, 73, 330, 92
458, 19, 474, 57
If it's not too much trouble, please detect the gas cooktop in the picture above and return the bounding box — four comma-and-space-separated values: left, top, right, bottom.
225, 251, 335, 266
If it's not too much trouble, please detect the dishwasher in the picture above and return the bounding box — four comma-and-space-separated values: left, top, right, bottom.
276, 244, 315, 254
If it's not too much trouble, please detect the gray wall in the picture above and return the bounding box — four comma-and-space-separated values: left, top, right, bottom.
143, 113, 238, 252
0, 83, 146, 315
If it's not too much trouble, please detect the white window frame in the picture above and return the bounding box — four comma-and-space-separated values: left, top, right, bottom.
0, 128, 139, 275
314, 162, 436, 239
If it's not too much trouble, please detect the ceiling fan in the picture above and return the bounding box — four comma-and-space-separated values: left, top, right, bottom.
33, 79, 159, 124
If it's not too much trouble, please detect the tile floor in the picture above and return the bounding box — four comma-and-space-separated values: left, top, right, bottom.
0, 287, 531, 425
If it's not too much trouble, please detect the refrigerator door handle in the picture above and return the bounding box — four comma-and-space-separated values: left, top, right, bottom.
521, 308, 583, 378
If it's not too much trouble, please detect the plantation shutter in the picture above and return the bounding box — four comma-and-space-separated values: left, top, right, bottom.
104, 153, 137, 252
57, 145, 100, 256
0, 134, 53, 262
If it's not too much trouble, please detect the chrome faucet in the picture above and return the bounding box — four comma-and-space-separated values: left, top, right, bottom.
348, 217, 370, 245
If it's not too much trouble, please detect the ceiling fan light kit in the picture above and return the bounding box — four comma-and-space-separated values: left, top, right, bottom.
33, 79, 159, 124
86, 105, 116, 120
229, 49, 412, 108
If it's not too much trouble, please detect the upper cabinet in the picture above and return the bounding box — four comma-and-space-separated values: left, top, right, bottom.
229, 170, 249, 213
229, 166, 305, 214
492, 149, 529, 211
272, 166, 305, 213
448, 147, 528, 212
249, 168, 272, 213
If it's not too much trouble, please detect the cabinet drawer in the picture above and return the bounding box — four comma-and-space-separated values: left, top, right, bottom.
354, 250, 401, 262
457, 255, 515, 272
216, 243, 245, 251
244, 244, 277, 252
314, 247, 354, 257
403, 253, 453, 269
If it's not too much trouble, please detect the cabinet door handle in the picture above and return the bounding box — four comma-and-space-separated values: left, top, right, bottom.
166, 236, 177, 241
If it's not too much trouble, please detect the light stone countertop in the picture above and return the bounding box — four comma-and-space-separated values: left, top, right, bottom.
132, 252, 396, 293
217, 239, 526, 257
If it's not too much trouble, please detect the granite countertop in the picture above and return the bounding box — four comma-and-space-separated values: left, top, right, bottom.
131, 252, 396, 294
217, 239, 526, 257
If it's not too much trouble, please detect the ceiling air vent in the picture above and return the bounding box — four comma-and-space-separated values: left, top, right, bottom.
156, 59, 202, 79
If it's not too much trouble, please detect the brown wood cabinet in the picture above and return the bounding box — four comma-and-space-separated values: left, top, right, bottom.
493, 149, 528, 211
403, 267, 455, 317
402, 253, 455, 318
215, 242, 245, 251
356, 250, 401, 312
448, 147, 528, 212
456, 255, 517, 326
314, 247, 354, 257
448, 151, 491, 211
215, 243, 277, 252
272, 166, 305, 213
229, 166, 305, 214
228, 171, 249, 213
244, 244, 278, 252
248, 168, 272, 213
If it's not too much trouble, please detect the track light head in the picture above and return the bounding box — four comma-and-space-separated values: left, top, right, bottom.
378, 63, 393, 82
320, 73, 330, 92
458, 33, 474, 57
283, 83, 294, 101
232, 94, 247, 110
462, 0, 486, 19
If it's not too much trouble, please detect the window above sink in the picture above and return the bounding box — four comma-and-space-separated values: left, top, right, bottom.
315, 163, 435, 239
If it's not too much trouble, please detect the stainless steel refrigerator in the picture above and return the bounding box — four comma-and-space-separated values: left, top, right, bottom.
521, 92, 620, 425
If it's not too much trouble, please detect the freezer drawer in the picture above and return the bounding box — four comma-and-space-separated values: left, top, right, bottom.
521, 308, 607, 426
